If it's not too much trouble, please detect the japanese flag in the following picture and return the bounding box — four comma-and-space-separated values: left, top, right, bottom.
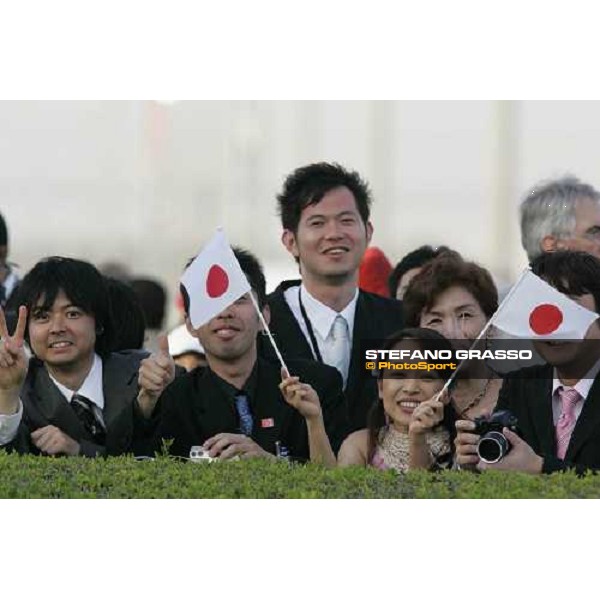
491, 270, 599, 339
180, 229, 251, 329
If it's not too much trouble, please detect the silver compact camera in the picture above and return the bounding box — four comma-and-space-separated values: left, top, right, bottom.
189, 446, 216, 463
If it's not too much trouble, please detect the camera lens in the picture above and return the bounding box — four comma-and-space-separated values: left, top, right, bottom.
477, 431, 510, 464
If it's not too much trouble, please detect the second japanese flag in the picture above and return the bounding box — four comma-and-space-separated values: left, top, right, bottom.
492, 269, 599, 339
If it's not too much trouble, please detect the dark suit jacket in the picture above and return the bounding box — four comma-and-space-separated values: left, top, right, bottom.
263, 280, 404, 432
3, 279, 21, 333
149, 357, 350, 461
496, 364, 600, 474
5, 351, 149, 457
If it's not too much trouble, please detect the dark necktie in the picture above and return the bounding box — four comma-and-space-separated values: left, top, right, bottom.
71, 394, 106, 445
235, 393, 253, 436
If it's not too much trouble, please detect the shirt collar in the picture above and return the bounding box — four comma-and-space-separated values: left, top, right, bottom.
299, 284, 358, 340
210, 360, 259, 405
49, 353, 105, 410
552, 358, 600, 400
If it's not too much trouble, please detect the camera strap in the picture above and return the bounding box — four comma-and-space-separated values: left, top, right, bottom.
298, 287, 324, 363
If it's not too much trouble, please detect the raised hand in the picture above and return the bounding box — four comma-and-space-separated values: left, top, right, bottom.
0, 305, 28, 393
279, 367, 323, 421
137, 334, 175, 418
454, 419, 480, 468
409, 389, 449, 436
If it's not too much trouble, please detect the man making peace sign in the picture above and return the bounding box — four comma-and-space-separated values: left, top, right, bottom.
0, 257, 175, 457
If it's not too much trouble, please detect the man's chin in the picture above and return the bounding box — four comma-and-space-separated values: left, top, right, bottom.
535, 348, 578, 367
44, 356, 79, 370
317, 265, 357, 281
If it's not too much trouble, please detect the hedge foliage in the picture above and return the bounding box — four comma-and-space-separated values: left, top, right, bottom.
1, 451, 599, 498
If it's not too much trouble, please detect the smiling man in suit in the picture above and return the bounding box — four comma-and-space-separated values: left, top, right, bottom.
138, 247, 349, 462
265, 163, 404, 432
0, 257, 168, 457
456, 251, 600, 475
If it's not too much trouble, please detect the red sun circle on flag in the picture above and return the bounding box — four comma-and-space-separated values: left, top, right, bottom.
206, 264, 229, 298
529, 303, 563, 335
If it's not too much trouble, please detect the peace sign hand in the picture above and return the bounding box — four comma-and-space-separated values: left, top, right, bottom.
0, 305, 29, 392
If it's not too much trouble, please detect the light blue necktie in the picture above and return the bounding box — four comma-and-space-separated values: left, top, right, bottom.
235, 393, 253, 436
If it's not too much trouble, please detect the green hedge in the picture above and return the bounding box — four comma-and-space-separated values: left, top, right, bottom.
1, 451, 599, 498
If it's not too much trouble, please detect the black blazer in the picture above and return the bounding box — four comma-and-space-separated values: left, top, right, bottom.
263, 280, 404, 432
150, 356, 350, 461
6, 351, 149, 457
3, 280, 21, 333
496, 364, 600, 474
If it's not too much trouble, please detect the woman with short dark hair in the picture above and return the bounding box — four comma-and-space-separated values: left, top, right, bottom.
403, 252, 502, 420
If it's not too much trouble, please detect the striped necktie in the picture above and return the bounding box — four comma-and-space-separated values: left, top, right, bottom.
71, 394, 106, 445
555, 387, 581, 460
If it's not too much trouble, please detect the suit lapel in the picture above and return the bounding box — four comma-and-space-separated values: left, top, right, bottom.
345, 292, 369, 399
251, 360, 293, 450
566, 374, 600, 460
268, 281, 317, 360
29, 364, 88, 440
101, 353, 139, 428
528, 373, 556, 457
195, 369, 238, 437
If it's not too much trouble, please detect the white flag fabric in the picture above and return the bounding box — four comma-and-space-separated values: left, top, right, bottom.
491, 270, 599, 339
180, 229, 251, 329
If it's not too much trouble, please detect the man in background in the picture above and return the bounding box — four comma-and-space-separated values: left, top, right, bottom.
520, 175, 600, 262
0, 211, 20, 311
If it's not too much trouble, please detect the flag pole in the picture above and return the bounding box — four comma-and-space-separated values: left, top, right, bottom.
435, 266, 531, 402
248, 291, 290, 376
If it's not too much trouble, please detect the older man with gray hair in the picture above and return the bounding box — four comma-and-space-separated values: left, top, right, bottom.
520, 175, 600, 262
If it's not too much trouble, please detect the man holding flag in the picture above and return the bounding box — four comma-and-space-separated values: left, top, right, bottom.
456, 251, 600, 475
138, 233, 349, 463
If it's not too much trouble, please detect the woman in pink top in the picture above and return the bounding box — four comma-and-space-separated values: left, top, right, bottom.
338, 328, 456, 473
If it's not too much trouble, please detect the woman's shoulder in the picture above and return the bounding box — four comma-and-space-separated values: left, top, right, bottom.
338, 429, 370, 465
342, 428, 369, 447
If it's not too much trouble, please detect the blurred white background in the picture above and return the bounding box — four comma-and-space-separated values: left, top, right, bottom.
2, 100, 600, 328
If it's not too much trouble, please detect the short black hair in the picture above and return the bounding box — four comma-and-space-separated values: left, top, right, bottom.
105, 277, 146, 351
388, 245, 451, 297
180, 247, 267, 315
13, 256, 115, 357
530, 250, 600, 313
130, 278, 167, 330
277, 162, 372, 233
403, 251, 498, 326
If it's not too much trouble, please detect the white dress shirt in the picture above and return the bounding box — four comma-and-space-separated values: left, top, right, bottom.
551, 359, 600, 426
283, 283, 358, 385
0, 353, 105, 445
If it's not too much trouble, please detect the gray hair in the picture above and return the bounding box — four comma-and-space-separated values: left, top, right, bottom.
519, 175, 600, 261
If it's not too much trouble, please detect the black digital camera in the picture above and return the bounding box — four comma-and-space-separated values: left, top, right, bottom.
472, 410, 519, 464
